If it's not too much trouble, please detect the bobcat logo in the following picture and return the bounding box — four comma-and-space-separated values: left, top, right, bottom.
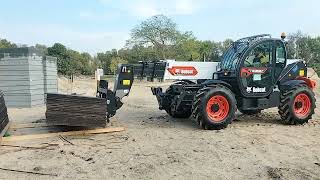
246, 87, 266, 93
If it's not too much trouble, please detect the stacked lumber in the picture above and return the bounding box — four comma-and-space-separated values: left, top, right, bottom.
46, 93, 107, 127
0, 91, 9, 134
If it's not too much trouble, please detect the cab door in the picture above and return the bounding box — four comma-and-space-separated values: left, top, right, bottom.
238, 40, 275, 97
274, 40, 287, 81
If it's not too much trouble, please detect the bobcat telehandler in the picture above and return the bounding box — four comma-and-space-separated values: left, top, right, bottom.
98, 33, 317, 130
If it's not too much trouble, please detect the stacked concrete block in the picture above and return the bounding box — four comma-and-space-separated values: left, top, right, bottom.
43, 56, 58, 94
0, 48, 57, 108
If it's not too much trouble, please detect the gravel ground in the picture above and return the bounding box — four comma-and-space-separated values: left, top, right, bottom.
0, 77, 319, 180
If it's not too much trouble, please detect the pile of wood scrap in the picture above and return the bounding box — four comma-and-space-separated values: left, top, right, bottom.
46, 93, 107, 127
0, 91, 9, 135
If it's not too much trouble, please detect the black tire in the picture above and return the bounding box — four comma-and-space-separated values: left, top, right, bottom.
239, 109, 261, 115
192, 85, 237, 130
278, 84, 316, 125
163, 85, 174, 116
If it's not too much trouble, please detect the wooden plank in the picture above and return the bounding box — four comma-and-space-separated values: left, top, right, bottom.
9, 123, 49, 130
2, 127, 125, 142
0, 167, 58, 177
1, 144, 59, 149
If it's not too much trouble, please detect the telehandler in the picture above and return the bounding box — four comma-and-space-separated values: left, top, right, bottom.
98, 33, 317, 130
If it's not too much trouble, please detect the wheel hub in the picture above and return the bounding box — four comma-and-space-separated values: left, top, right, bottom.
206, 95, 230, 122
211, 104, 220, 113
293, 93, 311, 119
295, 101, 303, 109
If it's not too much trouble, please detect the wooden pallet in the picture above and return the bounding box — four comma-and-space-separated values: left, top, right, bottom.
46, 93, 107, 127
0, 91, 9, 138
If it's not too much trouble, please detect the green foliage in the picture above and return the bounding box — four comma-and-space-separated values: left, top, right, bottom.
199, 41, 213, 61
110, 57, 127, 74
129, 15, 184, 59
118, 45, 157, 63
47, 43, 69, 74
126, 15, 233, 62
97, 51, 116, 74
34, 44, 48, 55
175, 37, 201, 61
287, 31, 320, 75
0, 38, 17, 48
221, 39, 233, 52
47, 43, 96, 75
311, 63, 320, 76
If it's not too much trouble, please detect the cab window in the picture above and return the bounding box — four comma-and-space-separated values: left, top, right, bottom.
244, 42, 272, 67
275, 41, 286, 78
276, 42, 286, 64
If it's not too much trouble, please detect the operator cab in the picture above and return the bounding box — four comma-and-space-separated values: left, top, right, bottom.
217, 34, 290, 98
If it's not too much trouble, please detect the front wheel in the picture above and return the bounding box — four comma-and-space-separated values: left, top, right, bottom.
192, 85, 237, 130
278, 84, 316, 125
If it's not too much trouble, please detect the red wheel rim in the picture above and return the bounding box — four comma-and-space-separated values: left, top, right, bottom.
206, 95, 230, 122
293, 93, 311, 119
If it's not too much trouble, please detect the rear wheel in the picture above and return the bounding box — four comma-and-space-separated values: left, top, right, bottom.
192, 85, 237, 130
239, 109, 261, 115
278, 84, 316, 125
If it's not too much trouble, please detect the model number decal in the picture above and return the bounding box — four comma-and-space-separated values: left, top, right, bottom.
167, 66, 198, 76
241, 67, 267, 78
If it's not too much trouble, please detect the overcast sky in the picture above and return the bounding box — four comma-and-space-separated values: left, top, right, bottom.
0, 0, 319, 54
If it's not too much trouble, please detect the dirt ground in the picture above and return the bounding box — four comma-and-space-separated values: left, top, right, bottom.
0, 75, 320, 180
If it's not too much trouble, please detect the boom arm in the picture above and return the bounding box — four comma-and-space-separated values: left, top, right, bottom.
97, 60, 219, 118
131, 60, 220, 80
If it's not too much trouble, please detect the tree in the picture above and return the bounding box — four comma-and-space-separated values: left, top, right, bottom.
175, 38, 201, 61
110, 57, 127, 74
286, 31, 304, 59
208, 41, 222, 61
47, 43, 96, 75
286, 31, 320, 75
0, 38, 17, 48
118, 45, 157, 63
220, 39, 233, 53
128, 15, 181, 59
97, 51, 113, 74
47, 43, 67, 57
286, 31, 320, 63
35, 44, 48, 55
47, 43, 69, 74
199, 41, 214, 61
